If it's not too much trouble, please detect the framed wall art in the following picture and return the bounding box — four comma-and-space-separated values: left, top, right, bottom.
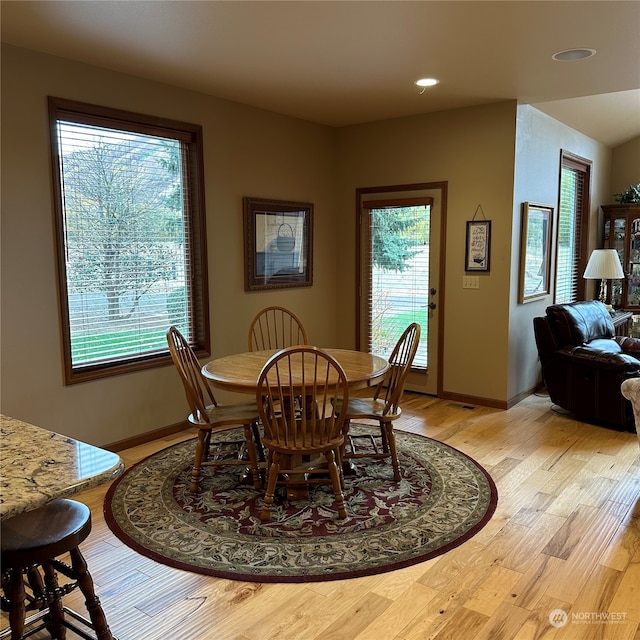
243, 197, 313, 291
465, 220, 491, 272
518, 202, 554, 303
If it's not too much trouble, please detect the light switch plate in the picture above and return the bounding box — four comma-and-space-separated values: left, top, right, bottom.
463, 275, 480, 289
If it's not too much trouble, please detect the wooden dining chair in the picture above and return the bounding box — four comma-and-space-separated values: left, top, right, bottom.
335, 322, 421, 481
248, 306, 308, 351
256, 346, 350, 522
166, 326, 264, 493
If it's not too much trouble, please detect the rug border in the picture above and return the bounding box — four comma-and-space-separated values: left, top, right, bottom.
103, 429, 498, 583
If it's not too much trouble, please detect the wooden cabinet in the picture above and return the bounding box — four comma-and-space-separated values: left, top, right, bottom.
602, 204, 640, 310
611, 310, 633, 337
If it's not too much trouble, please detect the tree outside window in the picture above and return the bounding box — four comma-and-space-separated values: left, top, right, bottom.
49, 98, 209, 384
367, 203, 430, 368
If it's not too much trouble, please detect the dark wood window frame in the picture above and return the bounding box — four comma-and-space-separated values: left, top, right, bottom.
554, 150, 591, 303
48, 97, 210, 384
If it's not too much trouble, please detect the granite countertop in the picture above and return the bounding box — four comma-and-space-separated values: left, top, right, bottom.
0, 414, 124, 521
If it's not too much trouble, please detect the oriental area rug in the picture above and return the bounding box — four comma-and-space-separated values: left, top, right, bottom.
104, 425, 497, 583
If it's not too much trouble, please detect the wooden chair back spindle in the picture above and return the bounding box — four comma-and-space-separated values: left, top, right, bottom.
248, 306, 308, 351
167, 326, 216, 424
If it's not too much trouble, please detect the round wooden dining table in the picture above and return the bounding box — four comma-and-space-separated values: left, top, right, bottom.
202, 348, 388, 500
201, 348, 389, 394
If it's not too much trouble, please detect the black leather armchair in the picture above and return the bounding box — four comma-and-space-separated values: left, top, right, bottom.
533, 300, 640, 428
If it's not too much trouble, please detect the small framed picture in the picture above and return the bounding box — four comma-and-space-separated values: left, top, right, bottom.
465, 220, 491, 272
243, 197, 313, 291
519, 202, 554, 303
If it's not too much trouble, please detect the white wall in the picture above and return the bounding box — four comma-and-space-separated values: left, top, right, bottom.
509, 105, 612, 399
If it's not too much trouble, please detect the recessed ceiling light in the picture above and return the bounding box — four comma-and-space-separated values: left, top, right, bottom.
415, 78, 440, 87
552, 48, 596, 61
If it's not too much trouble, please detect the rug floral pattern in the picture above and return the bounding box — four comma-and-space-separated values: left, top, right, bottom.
105, 425, 497, 582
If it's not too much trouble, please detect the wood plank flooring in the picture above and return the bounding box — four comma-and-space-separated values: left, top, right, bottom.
3, 392, 639, 639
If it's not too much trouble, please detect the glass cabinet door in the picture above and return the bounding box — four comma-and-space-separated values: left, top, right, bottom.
627, 218, 640, 306
602, 205, 640, 310
604, 215, 640, 308
605, 217, 626, 307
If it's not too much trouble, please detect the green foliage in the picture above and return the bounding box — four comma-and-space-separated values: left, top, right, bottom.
71, 328, 165, 363
614, 184, 640, 204
372, 207, 427, 272
372, 307, 427, 359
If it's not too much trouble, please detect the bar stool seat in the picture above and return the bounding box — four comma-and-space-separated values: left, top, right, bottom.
1, 499, 115, 640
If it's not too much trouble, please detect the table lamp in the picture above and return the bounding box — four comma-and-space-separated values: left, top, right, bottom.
583, 249, 625, 304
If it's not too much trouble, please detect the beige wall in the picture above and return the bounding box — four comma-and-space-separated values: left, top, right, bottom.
1, 45, 338, 444
335, 102, 518, 404
336, 103, 614, 405
610, 136, 640, 201
1, 44, 622, 444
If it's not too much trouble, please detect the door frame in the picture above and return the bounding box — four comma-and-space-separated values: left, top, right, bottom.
355, 181, 448, 397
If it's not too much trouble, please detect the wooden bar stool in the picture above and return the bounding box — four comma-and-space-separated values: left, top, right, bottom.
1, 499, 115, 640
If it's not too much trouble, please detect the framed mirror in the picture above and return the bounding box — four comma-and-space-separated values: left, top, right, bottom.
243, 197, 313, 291
519, 202, 554, 303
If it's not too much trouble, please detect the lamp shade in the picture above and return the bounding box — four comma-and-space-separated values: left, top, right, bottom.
583, 249, 624, 279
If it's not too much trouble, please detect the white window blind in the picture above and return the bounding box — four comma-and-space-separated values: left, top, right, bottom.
555, 155, 589, 304
365, 202, 430, 369
49, 98, 208, 383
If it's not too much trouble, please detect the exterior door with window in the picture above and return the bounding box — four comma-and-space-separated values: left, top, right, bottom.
357, 184, 445, 396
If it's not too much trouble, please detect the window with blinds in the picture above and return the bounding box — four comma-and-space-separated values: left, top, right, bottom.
364, 200, 430, 369
48, 98, 209, 384
554, 151, 591, 304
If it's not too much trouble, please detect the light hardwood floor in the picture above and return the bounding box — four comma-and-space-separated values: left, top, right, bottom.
3, 392, 639, 640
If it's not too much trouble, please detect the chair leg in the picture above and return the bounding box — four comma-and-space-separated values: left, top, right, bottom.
69, 547, 114, 640
23, 565, 46, 612
190, 428, 210, 492
383, 422, 401, 481
26, 566, 56, 637
260, 452, 281, 522
334, 444, 345, 490
243, 423, 263, 490
4, 567, 26, 640
380, 426, 390, 453
251, 422, 265, 462
325, 449, 347, 519
42, 561, 66, 639
341, 419, 352, 459
202, 429, 212, 462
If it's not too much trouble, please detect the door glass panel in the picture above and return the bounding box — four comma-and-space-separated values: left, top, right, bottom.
368, 205, 429, 369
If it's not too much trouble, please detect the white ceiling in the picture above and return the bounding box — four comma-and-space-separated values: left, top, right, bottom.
2, 1, 639, 147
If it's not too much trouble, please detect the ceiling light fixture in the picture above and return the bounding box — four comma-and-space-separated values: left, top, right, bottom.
415, 78, 439, 94
415, 78, 439, 87
552, 48, 596, 61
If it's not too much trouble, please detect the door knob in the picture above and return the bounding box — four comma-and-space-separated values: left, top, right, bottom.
428, 302, 437, 310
